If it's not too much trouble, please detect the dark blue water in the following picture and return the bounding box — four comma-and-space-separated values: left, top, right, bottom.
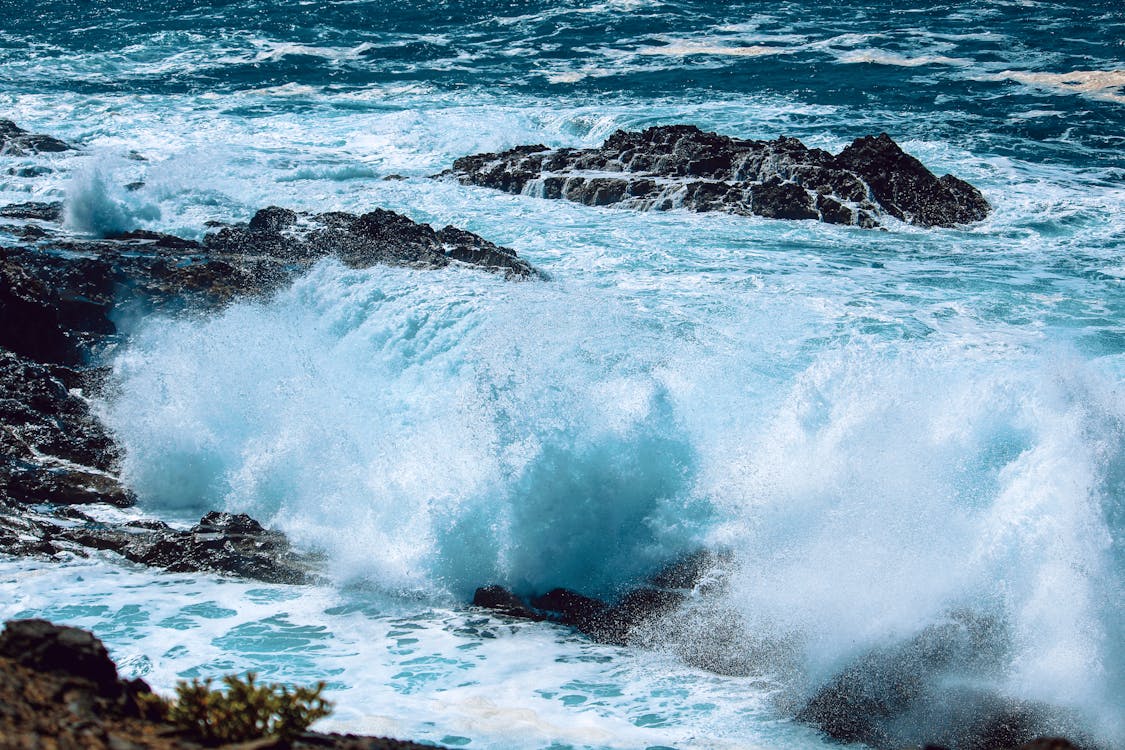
3, 1, 1124, 165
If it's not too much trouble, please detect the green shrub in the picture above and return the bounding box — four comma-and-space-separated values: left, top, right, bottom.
165, 672, 332, 745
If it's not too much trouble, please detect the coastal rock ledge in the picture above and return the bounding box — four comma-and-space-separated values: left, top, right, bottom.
1, 193, 541, 580
443, 125, 990, 228
0, 119, 73, 156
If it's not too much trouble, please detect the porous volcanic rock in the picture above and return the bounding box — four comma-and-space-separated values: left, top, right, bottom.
204, 206, 540, 279
443, 125, 990, 229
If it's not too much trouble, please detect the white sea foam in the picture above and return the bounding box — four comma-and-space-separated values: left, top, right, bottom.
989, 69, 1125, 103
0, 556, 825, 750
63, 152, 160, 236
833, 49, 974, 67
638, 43, 792, 58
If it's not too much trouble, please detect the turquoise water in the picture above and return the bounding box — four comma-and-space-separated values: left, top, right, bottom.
1, 2, 1123, 748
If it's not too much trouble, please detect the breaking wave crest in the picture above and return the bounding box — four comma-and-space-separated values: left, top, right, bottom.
104, 256, 1124, 747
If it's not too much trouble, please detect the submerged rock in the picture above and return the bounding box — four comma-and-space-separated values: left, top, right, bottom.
472, 585, 545, 621
474, 566, 1094, 750
443, 125, 990, 229
796, 611, 1094, 750
6, 165, 54, 178
0, 120, 73, 155
471, 550, 724, 645
474, 584, 685, 645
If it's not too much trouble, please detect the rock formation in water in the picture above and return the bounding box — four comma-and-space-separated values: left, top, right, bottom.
472, 550, 728, 647
203, 205, 540, 279
794, 611, 1096, 750
473, 566, 1093, 750
0, 164, 541, 578
0, 618, 439, 748
0, 119, 73, 156
442, 125, 991, 229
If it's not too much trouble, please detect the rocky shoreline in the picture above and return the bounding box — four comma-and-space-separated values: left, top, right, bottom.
1, 169, 540, 579
0, 122, 1088, 750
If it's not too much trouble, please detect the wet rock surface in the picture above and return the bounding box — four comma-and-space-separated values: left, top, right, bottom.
0, 619, 439, 749
443, 125, 990, 228
1, 495, 316, 582
792, 610, 1098, 750
474, 560, 1092, 750
472, 550, 725, 646
0, 119, 73, 155
205, 205, 540, 279
0, 201, 63, 221
0, 351, 116, 468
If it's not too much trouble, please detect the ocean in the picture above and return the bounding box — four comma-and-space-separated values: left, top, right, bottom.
1, 1, 1122, 748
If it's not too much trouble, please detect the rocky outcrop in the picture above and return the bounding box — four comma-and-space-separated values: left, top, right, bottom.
474, 561, 1093, 750
3, 509, 316, 583
0, 351, 121, 485
0, 120, 73, 155
0, 201, 64, 221
126, 511, 311, 584
0, 203, 541, 579
0, 252, 85, 364
1, 205, 539, 321
204, 206, 540, 279
443, 125, 990, 228
471, 550, 726, 646
0, 619, 439, 749
0, 618, 124, 693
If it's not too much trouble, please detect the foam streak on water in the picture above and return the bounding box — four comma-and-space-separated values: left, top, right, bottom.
1, 1, 1124, 749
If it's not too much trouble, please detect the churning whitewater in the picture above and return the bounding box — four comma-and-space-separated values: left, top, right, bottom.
1, 1, 1123, 749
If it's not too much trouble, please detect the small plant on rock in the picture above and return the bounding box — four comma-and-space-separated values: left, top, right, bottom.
166, 672, 332, 745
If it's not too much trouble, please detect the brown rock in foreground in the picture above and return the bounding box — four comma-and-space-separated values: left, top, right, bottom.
0, 619, 440, 749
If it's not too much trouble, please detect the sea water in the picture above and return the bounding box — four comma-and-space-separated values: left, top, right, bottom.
0, 1, 1122, 748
